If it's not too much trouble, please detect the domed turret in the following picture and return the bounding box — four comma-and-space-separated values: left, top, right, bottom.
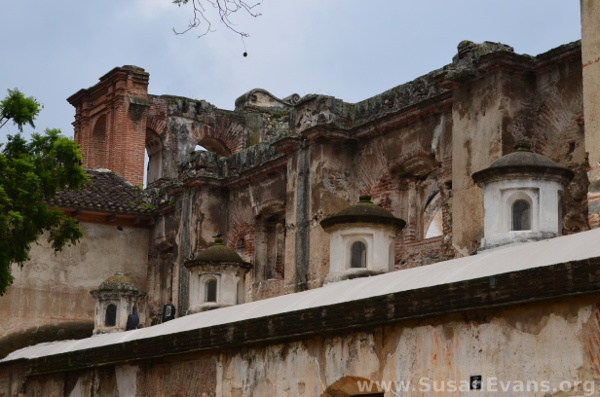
321, 195, 405, 283
472, 142, 573, 250
184, 238, 252, 314
90, 272, 145, 334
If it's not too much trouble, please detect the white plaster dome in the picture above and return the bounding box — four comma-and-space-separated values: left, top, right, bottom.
184, 239, 252, 314
321, 195, 405, 283
471, 142, 574, 251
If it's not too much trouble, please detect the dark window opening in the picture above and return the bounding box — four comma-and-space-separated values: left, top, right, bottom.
351, 393, 383, 397
255, 212, 286, 280
236, 238, 245, 254
512, 199, 531, 231
92, 114, 107, 169
350, 241, 367, 268
105, 304, 117, 327
145, 129, 163, 186
206, 279, 217, 302
353, 394, 384, 397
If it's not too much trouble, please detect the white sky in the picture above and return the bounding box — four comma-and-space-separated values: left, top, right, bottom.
0, 1, 581, 140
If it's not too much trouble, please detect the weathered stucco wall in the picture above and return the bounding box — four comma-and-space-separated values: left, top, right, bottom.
138, 41, 586, 319
582, 0, 600, 228
0, 223, 149, 351
450, 42, 584, 253
9, 296, 600, 397
51, 35, 589, 337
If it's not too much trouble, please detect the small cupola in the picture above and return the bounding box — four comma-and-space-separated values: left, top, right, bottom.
320, 195, 406, 283
184, 238, 252, 314
472, 142, 574, 250
90, 272, 145, 335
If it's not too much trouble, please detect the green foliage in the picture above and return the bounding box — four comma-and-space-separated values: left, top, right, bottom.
0, 89, 42, 132
0, 90, 88, 296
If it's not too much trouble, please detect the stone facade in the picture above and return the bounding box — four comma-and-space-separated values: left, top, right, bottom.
131, 38, 585, 321
582, 0, 600, 228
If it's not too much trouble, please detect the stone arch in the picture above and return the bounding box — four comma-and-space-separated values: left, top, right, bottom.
321, 376, 383, 397
146, 115, 166, 136
146, 128, 163, 184
196, 137, 232, 157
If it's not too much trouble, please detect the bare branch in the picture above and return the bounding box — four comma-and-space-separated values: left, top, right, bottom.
173, 0, 262, 39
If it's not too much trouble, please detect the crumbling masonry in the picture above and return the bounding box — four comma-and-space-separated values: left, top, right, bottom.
65, 40, 589, 323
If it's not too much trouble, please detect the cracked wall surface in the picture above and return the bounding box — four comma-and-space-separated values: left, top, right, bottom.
10, 296, 600, 397
134, 40, 586, 324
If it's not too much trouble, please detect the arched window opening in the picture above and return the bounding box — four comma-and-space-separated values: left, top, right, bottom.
145, 129, 163, 186
424, 207, 443, 238
350, 241, 367, 268
91, 114, 107, 169
205, 279, 217, 302
512, 199, 531, 231
195, 145, 208, 152
105, 304, 117, 327
254, 210, 286, 281
197, 137, 232, 157
236, 238, 245, 254
423, 189, 443, 239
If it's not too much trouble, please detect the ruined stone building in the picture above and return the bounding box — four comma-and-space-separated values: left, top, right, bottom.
2, 2, 600, 395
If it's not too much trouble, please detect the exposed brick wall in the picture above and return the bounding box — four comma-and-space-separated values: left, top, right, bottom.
228, 222, 255, 260
68, 66, 150, 186
370, 172, 394, 209
399, 236, 444, 269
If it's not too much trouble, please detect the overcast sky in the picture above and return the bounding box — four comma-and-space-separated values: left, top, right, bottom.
0, 1, 581, 141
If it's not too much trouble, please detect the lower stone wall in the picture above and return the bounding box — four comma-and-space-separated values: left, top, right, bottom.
6, 295, 600, 397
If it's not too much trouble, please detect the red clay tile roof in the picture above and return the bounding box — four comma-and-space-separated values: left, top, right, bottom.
49, 169, 155, 216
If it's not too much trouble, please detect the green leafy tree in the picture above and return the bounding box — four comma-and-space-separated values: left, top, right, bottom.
0, 89, 88, 295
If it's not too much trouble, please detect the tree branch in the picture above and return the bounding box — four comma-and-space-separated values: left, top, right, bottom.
173, 0, 262, 39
